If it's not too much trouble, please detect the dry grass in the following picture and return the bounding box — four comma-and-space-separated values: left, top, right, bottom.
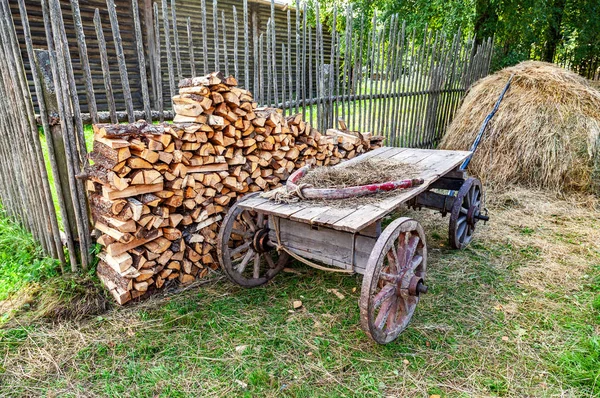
441, 61, 600, 194
269, 159, 422, 207
300, 159, 420, 189
1, 187, 599, 397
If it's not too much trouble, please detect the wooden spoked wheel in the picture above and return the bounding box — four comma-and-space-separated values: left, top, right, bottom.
360, 218, 427, 344
217, 195, 289, 288
449, 177, 484, 250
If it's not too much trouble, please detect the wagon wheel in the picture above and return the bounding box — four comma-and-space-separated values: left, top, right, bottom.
449, 177, 485, 250
217, 194, 289, 287
360, 217, 428, 344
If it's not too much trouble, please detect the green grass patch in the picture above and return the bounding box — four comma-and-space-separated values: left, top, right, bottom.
0, 208, 59, 301
1, 194, 598, 396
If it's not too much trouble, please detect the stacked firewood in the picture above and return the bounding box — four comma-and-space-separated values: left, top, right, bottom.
88, 72, 382, 304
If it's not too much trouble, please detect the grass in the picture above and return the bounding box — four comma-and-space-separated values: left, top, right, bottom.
0, 187, 599, 396
0, 208, 58, 302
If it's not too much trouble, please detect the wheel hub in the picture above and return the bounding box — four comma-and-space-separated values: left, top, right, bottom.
466, 205, 479, 227
396, 271, 428, 297
407, 276, 428, 296
251, 228, 272, 253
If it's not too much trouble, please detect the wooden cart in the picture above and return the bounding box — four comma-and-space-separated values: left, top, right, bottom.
217, 146, 488, 344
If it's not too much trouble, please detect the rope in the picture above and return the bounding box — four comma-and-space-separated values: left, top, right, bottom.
259, 183, 312, 204
271, 216, 354, 274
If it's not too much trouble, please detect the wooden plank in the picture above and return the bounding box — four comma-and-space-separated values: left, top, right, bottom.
310, 206, 358, 226
268, 218, 376, 273
253, 201, 308, 218
289, 205, 330, 223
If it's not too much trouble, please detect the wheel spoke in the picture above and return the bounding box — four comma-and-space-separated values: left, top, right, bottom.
460, 207, 468, 215
396, 232, 407, 270
379, 272, 401, 283
373, 284, 396, 308
241, 212, 257, 232
263, 253, 276, 268
457, 222, 467, 242
402, 235, 420, 269
253, 253, 261, 278
231, 228, 253, 238
470, 188, 477, 207
387, 245, 399, 274
257, 212, 265, 227
409, 254, 423, 272
385, 298, 399, 330
457, 215, 467, 226
236, 249, 254, 273
465, 189, 471, 207
231, 241, 251, 257
374, 297, 394, 330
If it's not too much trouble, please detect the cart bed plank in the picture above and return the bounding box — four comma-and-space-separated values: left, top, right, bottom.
239, 147, 471, 232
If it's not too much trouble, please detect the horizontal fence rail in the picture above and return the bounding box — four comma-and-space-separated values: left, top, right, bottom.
0, 0, 492, 270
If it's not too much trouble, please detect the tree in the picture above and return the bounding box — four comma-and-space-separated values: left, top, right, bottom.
542, 0, 567, 62
473, 0, 498, 45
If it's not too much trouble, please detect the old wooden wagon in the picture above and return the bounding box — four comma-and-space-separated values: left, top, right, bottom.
217, 146, 488, 344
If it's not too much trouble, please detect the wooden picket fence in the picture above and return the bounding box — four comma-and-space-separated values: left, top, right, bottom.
0, 0, 492, 271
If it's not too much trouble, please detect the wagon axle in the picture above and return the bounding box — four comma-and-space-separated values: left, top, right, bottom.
408, 277, 428, 296
251, 228, 272, 253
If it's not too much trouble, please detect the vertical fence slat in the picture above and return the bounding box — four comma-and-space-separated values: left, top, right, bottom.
301, 2, 307, 120
259, 33, 264, 104
295, 5, 300, 115
70, 0, 98, 123
162, 0, 176, 103
187, 17, 196, 77
132, 0, 152, 122
201, 0, 209, 73
222, 10, 229, 76
153, 3, 164, 121
107, 0, 135, 123
243, 0, 249, 87
270, 18, 278, 108
233, 6, 239, 80
94, 9, 117, 123
253, 12, 259, 96
287, 9, 292, 113
171, 0, 182, 80
281, 43, 286, 115
213, 0, 220, 71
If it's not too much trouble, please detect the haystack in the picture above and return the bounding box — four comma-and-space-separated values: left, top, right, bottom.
440, 61, 600, 194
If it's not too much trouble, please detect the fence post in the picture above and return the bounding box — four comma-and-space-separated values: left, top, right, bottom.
33, 49, 79, 251
319, 63, 333, 132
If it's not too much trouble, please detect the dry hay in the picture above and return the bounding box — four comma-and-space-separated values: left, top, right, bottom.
440, 61, 600, 195
1, 275, 110, 327
300, 158, 420, 189
296, 159, 421, 207
262, 159, 421, 207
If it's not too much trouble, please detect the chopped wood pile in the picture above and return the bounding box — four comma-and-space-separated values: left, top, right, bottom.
87, 72, 383, 304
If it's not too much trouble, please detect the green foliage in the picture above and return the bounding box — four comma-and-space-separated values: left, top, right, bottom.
0, 209, 59, 301
306, 0, 600, 75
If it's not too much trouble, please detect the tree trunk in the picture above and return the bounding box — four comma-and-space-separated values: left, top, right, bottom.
542, 0, 567, 62
474, 0, 498, 45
